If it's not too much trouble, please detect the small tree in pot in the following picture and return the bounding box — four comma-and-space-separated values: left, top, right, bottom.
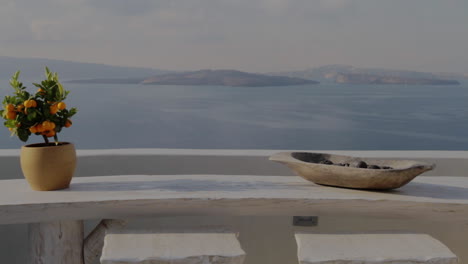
1, 68, 78, 191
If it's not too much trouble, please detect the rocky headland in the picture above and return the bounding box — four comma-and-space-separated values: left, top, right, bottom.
334, 73, 460, 85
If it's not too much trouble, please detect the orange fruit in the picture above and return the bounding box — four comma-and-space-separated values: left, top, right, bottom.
6, 111, 17, 120
5, 104, 15, 111
42, 121, 56, 131
49, 104, 58, 115
37, 88, 46, 95
24, 100, 37, 108
8, 128, 13, 132
35, 124, 45, 133
44, 130, 56, 137
29, 126, 37, 134
57, 102, 66, 110
65, 119, 72, 128
16, 105, 24, 113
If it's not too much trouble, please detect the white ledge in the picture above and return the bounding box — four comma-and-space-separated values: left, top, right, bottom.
0, 148, 468, 158
1, 175, 468, 224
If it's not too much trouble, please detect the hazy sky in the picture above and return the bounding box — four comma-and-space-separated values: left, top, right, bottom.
0, 0, 467, 73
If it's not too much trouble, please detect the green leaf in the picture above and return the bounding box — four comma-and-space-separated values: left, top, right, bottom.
27, 111, 37, 121
57, 82, 65, 98
17, 129, 29, 142
45, 67, 51, 79
69, 108, 78, 117
4, 120, 16, 128
21, 91, 30, 100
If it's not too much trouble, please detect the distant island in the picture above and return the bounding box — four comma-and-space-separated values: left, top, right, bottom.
334, 73, 460, 85
68, 70, 319, 87
140, 70, 318, 87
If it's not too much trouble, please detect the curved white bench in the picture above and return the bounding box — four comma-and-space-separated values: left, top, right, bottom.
1, 175, 468, 264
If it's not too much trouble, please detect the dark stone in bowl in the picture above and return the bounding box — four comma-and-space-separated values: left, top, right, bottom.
351, 161, 368, 168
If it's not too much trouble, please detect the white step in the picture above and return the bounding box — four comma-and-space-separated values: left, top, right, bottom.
100, 228, 245, 264
295, 233, 458, 264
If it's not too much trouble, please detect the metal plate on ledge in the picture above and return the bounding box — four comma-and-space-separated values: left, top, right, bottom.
293, 216, 318, 226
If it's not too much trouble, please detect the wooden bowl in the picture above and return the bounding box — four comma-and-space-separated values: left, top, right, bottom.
269, 152, 435, 190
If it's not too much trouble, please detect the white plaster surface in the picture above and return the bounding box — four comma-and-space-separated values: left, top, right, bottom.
100, 230, 245, 264
2, 150, 468, 182
295, 234, 458, 264
73, 149, 468, 159
0, 148, 468, 159
1, 175, 468, 224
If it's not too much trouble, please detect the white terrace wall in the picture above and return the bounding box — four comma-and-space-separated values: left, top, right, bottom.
2, 149, 468, 179
1, 149, 468, 264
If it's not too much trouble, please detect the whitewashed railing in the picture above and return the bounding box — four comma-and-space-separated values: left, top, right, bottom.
0, 149, 468, 264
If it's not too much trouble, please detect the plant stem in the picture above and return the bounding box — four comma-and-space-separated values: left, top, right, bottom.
54, 135, 58, 146
42, 135, 49, 145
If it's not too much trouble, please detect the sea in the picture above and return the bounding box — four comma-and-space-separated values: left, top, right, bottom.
1, 81, 468, 150
1, 81, 468, 264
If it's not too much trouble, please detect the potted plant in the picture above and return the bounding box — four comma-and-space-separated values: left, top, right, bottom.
0, 68, 78, 191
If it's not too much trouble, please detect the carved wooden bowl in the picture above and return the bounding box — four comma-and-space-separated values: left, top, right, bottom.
269, 152, 435, 190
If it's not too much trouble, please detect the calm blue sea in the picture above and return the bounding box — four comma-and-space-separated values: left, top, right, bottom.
1, 81, 468, 150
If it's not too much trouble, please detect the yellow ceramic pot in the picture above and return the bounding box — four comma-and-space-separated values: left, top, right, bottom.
20, 142, 77, 191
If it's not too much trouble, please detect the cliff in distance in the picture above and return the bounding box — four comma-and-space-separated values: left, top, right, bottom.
272, 65, 465, 85
334, 73, 460, 85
